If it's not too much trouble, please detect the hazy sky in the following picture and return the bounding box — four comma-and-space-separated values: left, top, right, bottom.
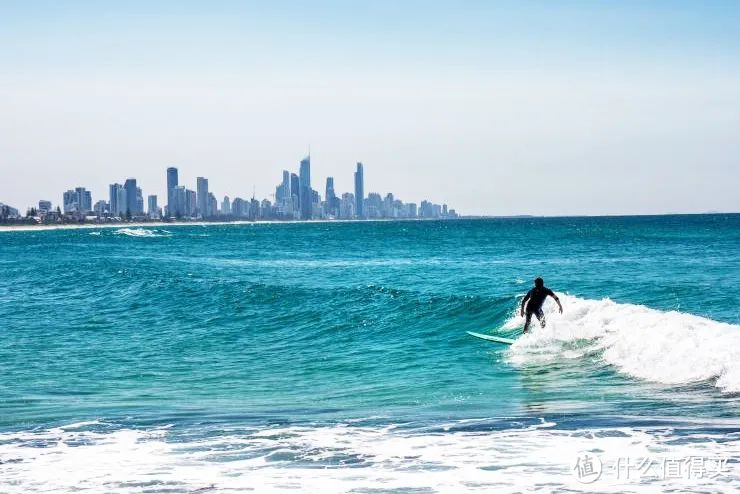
1, 0, 739, 215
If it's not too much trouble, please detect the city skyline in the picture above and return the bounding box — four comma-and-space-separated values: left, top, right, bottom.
9, 156, 457, 223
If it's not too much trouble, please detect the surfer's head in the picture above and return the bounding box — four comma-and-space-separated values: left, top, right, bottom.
534, 277, 544, 288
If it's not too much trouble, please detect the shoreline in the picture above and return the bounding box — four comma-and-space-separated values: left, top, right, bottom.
0, 217, 444, 233
0, 211, 737, 233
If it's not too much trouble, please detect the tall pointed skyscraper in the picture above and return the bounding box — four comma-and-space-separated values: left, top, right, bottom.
299, 155, 312, 220
354, 162, 364, 219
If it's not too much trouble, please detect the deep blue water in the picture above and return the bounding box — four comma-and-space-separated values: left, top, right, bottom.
1, 215, 738, 492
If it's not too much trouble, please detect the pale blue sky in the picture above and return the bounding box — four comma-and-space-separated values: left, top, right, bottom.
1, 1, 739, 215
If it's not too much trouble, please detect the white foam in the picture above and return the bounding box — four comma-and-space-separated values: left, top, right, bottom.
113, 228, 170, 238
505, 295, 740, 392
0, 422, 736, 493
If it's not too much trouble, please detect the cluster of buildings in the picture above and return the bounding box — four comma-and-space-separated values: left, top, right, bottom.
3, 157, 458, 224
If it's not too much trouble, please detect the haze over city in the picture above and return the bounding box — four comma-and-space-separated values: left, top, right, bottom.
1, 0, 739, 216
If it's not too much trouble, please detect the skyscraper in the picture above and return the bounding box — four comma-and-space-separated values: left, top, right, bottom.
147, 195, 158, 217
221, 196, 231, 216
109, 183, 123, 216
354, 162, 364, 219
325, 177, 338, 216
172, 186, 187, 218
136, 187, 144, 215
278, 170, 291, 205
208, 192, 218, 217
196, 177, 209, 218
166, 167, 178, 217
325, 177, 335, 202
186, 188, 197, 217
124, 178, 137, 215
299, 156, 311, 219
62, 190, 76, 213
290, 173, 300, 214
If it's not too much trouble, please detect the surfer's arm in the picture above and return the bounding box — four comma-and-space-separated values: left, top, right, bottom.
548, 290, 563, 313
520, 292, 530, 316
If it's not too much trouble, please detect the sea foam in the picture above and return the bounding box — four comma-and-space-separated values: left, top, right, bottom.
0, 420, 736, 493
113, 228, 170, 238
505, 295, 740, 392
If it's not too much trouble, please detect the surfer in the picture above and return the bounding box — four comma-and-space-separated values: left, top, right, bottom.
520, 277, 562, 333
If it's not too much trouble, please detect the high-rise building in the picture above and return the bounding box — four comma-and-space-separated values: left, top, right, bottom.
290, 173, 300, 214
221, 196, 231, 216
38, 200, 52, 213
249, 198, 260, 220
63, 187, 92, 214
275, 170, 291, 205
75, 187, 92, 213
232, 197, 247, 217
185, 188, 197, 217
136, 187, 144, 215
366, 192, 382, 218
93, 200, 108, 216
208, 192, 218, 217
325, 176, 338, 216
420, 200, 435, 218
282, 170, 291, 198
340, 193, 355, 219
147, 195, 158, 217
166, 167, 178, 217
63, 190, 75, 213
124, 179, 138, 215
299, 156, 312, 219
260, 199, 272, 219
354, 162, 365, 219
196, 177, 209, 218
274, 170, 292, 216
171, 186, 186, 218
109, 184, 121, 216
117, 188, 126, 216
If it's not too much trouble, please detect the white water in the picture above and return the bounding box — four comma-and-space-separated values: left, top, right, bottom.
505, 294, 740, 392
0, 420, 736, 493
113, 228, 171, 238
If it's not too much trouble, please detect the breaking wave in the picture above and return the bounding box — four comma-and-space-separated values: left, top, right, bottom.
504, 295, 740, 392
113, 228, 171, 238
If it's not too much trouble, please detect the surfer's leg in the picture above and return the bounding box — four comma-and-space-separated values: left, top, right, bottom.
537, 309, 546, 328
523, 312, 532, 333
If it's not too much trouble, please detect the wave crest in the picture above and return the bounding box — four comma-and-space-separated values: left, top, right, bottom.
113, 228, 170, 238
505, 295, 740, 392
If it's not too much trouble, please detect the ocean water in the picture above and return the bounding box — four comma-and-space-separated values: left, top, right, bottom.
1, 215, 738, 493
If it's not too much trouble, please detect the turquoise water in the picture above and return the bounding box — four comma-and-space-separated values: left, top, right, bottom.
1, 216, 738, 492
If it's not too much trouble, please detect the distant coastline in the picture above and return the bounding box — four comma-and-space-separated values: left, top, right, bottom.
1, 212, 737, 233
0, 216, 463, 233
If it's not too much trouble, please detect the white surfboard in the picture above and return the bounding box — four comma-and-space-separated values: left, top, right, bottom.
466, 331, 516, 345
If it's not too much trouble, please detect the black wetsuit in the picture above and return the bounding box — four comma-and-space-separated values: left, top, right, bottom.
523, 286, 555, 315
